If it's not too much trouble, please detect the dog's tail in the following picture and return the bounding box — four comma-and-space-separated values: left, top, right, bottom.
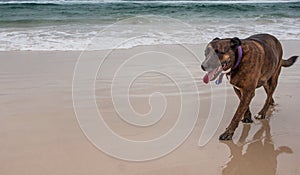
281, 56, 298, 67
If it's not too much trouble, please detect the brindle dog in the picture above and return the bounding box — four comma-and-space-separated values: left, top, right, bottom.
201, 34, 298, 140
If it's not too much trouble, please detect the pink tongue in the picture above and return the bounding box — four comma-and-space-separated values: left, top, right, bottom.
203, 73, 210, 84
202, 67, 219, 84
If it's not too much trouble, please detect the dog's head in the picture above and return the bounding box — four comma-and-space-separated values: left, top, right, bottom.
201, 37, 241, 84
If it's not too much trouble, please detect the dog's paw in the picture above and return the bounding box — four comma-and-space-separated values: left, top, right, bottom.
219, 132, 233, 141
242, 117, 253, 123
254, 114, 266, 120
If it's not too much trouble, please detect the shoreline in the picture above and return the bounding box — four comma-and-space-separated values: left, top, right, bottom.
0, 39, 299, 52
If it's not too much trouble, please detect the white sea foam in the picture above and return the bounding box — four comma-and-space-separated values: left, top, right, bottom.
1, 17, 299, 51
0, 20, 299, 51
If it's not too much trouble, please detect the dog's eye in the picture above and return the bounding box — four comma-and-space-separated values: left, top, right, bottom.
215, 50, 224, 54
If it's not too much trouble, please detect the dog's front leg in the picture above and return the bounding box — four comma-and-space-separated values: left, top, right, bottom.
219, 88, 255, 140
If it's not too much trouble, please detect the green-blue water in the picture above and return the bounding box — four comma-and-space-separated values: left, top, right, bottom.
0, 0, 299, 50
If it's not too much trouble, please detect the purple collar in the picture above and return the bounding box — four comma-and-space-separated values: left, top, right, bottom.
232, 45, 243, 70
215, 45, 243, 85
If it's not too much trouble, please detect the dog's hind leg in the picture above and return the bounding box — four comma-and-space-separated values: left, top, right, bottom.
233, 87, 253, 123
263, 84, 275, 106
256, 68, 281, 119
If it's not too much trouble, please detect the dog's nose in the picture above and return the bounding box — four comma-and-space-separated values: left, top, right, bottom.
201, 65, 206, 71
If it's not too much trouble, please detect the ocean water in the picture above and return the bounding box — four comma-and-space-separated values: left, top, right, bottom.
0, 0, 299, 50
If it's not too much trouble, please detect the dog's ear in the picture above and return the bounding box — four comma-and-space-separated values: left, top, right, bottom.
213, 37, 220, 41
230, 37, 241, 49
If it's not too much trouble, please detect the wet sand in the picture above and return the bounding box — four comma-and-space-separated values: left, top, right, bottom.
0, 41, 300, 175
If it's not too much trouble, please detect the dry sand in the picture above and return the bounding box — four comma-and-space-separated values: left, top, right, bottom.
0, 41, 300, 175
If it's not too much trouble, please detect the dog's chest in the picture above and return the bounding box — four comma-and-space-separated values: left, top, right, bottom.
227, 74, 243, 90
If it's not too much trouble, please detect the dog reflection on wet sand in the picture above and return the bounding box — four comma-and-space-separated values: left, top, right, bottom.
222, 120, 293, 175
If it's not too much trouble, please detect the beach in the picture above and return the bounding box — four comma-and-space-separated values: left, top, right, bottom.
1, 0, 300, 174
1, 41, 300, 175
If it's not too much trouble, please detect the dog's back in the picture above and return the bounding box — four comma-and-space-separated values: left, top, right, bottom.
247, 34, 282, 70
